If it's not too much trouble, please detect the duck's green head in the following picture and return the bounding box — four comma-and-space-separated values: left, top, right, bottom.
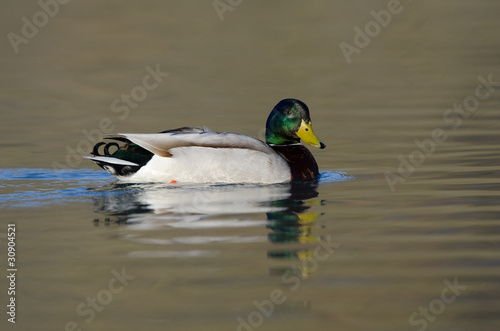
265, 99, 326, 149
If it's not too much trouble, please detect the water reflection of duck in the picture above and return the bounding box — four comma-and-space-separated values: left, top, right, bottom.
85, 99, 325, 184
92, 181, 328, 277
92, 182, 306, 224
264, 181, 330, 279
266, 181, 322, 244
92, 181, 322, 233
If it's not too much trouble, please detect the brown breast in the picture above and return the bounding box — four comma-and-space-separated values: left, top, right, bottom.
270, 144, 319, 181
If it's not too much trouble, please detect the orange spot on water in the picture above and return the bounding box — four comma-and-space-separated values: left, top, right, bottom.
170, 179, 177, 184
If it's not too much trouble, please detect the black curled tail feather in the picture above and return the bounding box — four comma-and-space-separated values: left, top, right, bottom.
91, 141, 124, 158
88, 140, 154, 177
91, 142, 121, 158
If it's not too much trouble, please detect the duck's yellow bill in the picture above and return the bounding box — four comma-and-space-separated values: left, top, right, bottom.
297, 120, 326, 149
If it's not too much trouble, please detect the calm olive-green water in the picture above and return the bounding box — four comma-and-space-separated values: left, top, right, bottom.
1, 1, 499, 331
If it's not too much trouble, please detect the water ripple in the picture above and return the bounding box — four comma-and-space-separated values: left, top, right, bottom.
0, 168, 350, 209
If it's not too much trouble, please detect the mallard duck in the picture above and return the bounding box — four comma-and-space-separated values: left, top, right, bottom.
85, 98, 325, 183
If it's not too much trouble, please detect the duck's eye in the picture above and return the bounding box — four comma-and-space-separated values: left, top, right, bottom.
305, 128, 309, 132
286, 109, 292, 116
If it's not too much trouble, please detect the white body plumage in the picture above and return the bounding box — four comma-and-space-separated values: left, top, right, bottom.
125, 146, 291, 184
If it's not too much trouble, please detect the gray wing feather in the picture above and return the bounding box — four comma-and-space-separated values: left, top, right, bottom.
105, 131, 275, 157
